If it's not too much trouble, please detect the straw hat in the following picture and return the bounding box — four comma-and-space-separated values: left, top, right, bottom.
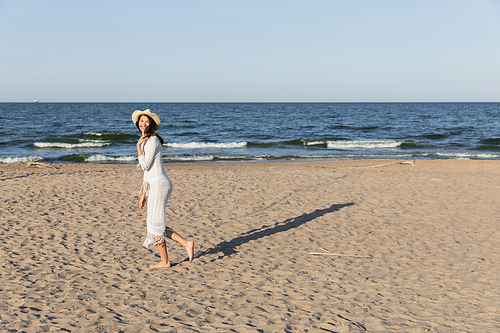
132, 109, 161, 131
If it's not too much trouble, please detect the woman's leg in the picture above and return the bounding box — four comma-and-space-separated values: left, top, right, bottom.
147, 179, 173, 268
166, 229, 195, 263
150, 237, 170, 268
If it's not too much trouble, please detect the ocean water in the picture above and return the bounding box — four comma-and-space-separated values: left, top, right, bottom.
1, 102, 499, 163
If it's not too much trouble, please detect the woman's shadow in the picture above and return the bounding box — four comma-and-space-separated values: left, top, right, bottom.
199, 202, 354, 260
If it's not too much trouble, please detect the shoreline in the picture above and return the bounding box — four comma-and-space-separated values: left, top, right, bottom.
1, 157, 499, 173
1, 159, 499, 331
3, 153, 500, 166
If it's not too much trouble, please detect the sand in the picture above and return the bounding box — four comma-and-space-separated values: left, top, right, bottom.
1, 159, 499, 332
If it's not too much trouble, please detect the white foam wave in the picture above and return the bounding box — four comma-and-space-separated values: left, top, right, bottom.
326, 140, 403, 149
164, 142, 247, 149
343, 153, 417, 158
304, 141, 326, 146
0, 156, 43, 163
253, 154, 273, 160
435, 152, 500, 159
84, 132, 106, 136
216, 155, 251, 160
476, 153, 500, 159
85, 155, 138, 162
83, 132, 119, 136
163, 155, 215, 161
34, 141, 111, 149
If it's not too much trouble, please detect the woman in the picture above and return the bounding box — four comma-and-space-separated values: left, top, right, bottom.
132, 109, 194, 268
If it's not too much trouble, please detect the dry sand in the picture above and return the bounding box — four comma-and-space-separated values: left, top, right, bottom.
1, 159, 499, 332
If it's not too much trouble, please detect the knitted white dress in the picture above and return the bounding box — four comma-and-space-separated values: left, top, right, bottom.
138, 136, 174, 248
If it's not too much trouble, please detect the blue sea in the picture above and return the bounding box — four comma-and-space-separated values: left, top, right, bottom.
1, 103, 499, 163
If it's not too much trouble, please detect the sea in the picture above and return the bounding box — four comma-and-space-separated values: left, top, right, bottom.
1, 102, 499, 164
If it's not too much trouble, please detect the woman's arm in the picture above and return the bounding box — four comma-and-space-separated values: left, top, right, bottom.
137, 136, 159, 171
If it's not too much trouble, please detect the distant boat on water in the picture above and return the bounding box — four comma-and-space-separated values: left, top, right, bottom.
34, 100, 38, 103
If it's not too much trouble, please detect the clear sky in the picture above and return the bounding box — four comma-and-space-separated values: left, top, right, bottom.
1, 0, 499, 102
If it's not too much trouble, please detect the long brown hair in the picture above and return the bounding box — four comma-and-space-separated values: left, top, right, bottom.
136, 115, 164, 145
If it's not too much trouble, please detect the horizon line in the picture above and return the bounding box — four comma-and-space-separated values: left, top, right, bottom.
1, 101, 499, 103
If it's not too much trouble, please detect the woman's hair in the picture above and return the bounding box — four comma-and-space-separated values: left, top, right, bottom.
136, 115, 164, 145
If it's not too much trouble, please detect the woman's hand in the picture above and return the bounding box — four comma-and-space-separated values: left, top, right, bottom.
139, 194, 147, 210
137, 135, 148, 147
137, 135, 148, 156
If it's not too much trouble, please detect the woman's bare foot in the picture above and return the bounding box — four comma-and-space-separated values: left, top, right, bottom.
186, 241, 194, 263
150, 261, 171, 269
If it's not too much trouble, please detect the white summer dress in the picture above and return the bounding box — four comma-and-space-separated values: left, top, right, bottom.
138, 136, 174, 248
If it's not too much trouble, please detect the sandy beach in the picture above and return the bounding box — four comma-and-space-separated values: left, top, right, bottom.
1, 159, 499, 332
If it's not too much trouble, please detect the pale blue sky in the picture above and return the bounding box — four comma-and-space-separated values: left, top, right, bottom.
1, 0, 499, 102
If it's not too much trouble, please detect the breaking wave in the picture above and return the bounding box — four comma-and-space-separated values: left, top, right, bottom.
34, 140, 111, 149
434, 152, 500, 159
326, 140, 403, 149
164, 142, 247, 149
85, 155, 138, 162
0, 156, 43, 163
